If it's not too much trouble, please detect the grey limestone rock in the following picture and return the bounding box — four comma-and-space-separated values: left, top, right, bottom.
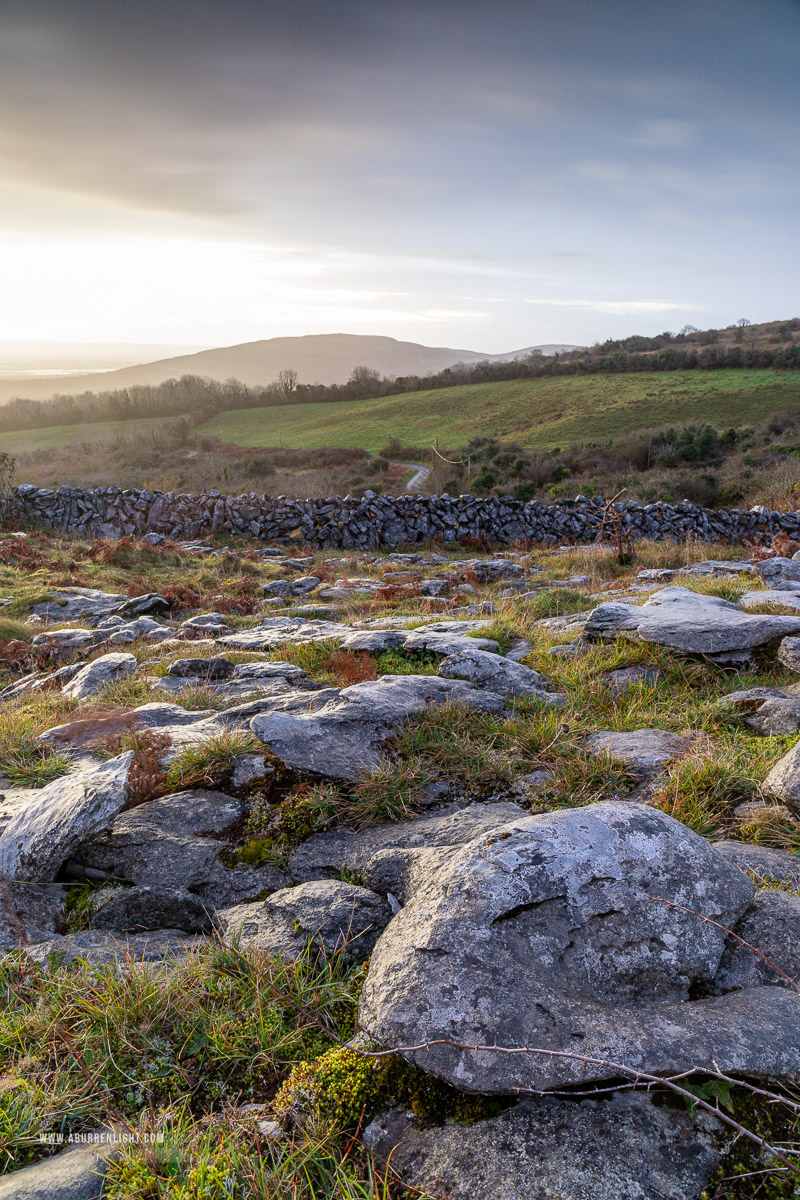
359, 802, 800, 1092
755, 556, 800, 587
763, 743, 800, 814
73, 789, 287, 907
90, 885, 212, 933
0, 882, 66, 952
288, 801, 526, 885
31, 629, 101, 656
438, 647, 554, 699
0, 1128, 122, 1199
745, 696, 800, 735
251, 675, 506, 781
166, 656, 235, 679
713, 890, 800, 993
602, 665, 664, 696
25, 928, 205, 969
32, 587, 126, 624
740, 589, 800, 613
584, 728, 692, 775
778, 635, 800, 673
585, 586, 800, 663
118, 592, 170, 617
217, 880, 390, 962
713, 841, 800, 890
61, 652, 137, 700
363, 1092, 720, 1200
0, 753, 133, 883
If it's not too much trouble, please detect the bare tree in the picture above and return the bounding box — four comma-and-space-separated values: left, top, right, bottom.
348, 365, 382, 396
278, 369, 298, 399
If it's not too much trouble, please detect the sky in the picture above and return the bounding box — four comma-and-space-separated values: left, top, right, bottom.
1, 0, 798, 354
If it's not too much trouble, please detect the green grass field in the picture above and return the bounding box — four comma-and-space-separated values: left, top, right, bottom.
0, 415, 170, 454
198, 369, 800, 452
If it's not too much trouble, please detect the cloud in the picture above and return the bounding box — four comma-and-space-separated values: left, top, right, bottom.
525, 299, 695, 314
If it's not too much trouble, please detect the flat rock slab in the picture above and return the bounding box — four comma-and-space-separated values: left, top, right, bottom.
0, 753, 133, 883
166, 656, 235, 679
679, 559, 755, 577
713, 841, 800, 890
220, 616, 500, 658
740, 589, 800, 613
33, 587, 126, 623
217, 880, 391, 963
585, 586, 800, 662
584, 728, 692, 775
25, 928, 206, 969
363, 1092, 719, 1200
251, 675, 506, 781
359, 802, 800, 1092
31, 628, 101, 656
289, 801, 526, 886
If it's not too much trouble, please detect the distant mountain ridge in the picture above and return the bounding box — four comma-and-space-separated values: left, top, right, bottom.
0, 333, 579, 402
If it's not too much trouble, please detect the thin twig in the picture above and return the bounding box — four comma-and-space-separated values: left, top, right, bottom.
354, 1038, 800, 1178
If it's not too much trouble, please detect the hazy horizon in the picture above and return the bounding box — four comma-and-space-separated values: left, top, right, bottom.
1, 0, 798, 355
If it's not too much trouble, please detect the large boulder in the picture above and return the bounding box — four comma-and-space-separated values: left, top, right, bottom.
363, 1092, 720, 1200
0, 754, 133, 883
217, 880, 390, 963
359, 802, 800, 1092
251, 675, 506, 781
585, 586, 800, 663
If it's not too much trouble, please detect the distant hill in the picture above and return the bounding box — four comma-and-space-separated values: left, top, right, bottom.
0, 334, 577, 402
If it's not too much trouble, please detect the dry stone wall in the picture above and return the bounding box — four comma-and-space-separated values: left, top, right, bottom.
10, 484, 800, 548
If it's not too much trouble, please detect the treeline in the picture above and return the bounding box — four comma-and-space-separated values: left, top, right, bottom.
2, 330, 800, 435
0, 376, 272, 434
